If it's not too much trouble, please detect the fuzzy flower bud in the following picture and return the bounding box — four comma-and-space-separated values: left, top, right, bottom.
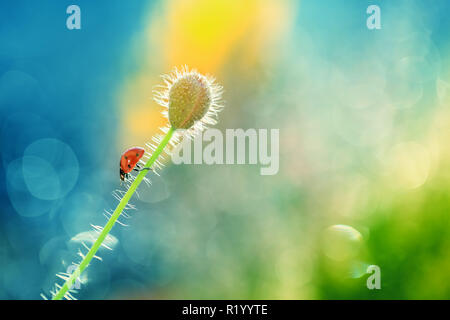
153, 66, 223, 136
168, 73, 212, 129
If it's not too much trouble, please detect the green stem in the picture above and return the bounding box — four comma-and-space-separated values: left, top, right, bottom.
52, 127, 176, 300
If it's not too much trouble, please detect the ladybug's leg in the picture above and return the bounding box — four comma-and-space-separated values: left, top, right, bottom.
133, 163, 155, 173
135, 166, 155, 173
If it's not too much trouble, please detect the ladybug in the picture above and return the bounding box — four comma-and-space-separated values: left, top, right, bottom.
119, 147, 151, 181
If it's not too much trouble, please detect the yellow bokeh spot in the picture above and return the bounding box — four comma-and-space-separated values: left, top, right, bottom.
118, 0, 293, 148
387, 142, 431, 190
119, 74, 168, 150
165, 0, 257, 73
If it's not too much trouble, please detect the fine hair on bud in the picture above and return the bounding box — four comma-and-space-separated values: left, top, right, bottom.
153, 65, 223, 138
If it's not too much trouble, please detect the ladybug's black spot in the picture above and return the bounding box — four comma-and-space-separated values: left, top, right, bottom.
124, 156, 128, 160
136, 153, 139, 157
128, 164, 131, 168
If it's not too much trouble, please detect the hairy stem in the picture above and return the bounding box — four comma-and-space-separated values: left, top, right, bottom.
52, 126, 175, 300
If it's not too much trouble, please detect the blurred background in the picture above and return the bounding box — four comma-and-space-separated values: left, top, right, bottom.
0, 0, 450, 299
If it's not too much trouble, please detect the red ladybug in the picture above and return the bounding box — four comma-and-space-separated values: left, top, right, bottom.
119, 147, 151, 181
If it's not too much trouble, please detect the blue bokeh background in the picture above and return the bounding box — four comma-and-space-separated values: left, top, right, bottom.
0, 0, 156, 299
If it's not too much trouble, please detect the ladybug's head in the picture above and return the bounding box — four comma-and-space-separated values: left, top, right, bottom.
120, 168, 126, 181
